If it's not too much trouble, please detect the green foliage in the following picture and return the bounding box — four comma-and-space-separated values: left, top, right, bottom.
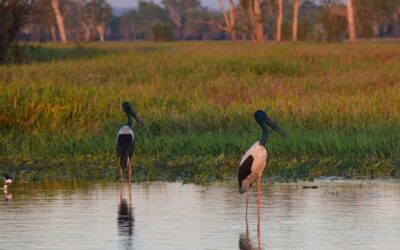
321, 10, 347, 41
151, 22, 174, 41
0, 42, 399, 181
120, 1, 170, 40
84, 0, 112, 24
0, 0, 37, 62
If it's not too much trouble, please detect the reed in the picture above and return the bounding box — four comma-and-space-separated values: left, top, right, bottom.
1, 41, 399, 181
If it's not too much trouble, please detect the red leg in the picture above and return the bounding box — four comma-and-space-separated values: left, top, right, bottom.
245, 191, 249, 222
120, 166, 124, 182
257, 177, 261, 227
128, 160, 132, 183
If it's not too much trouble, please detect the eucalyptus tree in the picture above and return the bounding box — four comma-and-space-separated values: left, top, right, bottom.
346, 0, 356, 42
162, 0, 209, 40
354, 0, 400, 38
120, 1, 170, 40
0, 0, 39, 62
292, 0, 298, 41
51, 0, 67, 42
240, 0, 264, 43
84, 0, 112, 41
217, 0, 237, 40
276, 0, 283, 41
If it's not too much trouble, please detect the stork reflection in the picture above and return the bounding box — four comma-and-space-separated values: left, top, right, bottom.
239, 217, 261, 250
3, 189, 12, 201
117, 182, 134, 249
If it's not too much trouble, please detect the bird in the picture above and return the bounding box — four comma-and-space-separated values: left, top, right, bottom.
3, 173, 12, 189
116, 101, 143, 183
238, 110, 287, 223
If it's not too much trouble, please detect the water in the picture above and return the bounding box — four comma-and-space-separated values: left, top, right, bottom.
1, 180, 400, 250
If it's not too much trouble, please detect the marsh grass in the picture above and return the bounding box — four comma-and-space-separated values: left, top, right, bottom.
1, 41, 399, 182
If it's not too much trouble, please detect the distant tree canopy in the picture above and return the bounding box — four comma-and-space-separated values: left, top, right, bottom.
0, 0, 40, 62
4, 0, 400, 44
151, 22, 174, 41
120, 1, 171, 40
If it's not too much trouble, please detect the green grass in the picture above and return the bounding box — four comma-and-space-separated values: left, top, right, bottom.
1, 41, 399, 182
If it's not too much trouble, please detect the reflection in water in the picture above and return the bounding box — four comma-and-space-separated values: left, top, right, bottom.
239, 230, 253, 249
239, 219, 261, 250
118, 183, 134, 249
1, 181, 400, 249
3, 189, 12, 201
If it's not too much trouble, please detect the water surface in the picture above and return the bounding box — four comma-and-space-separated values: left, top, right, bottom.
1, 180, 400, 249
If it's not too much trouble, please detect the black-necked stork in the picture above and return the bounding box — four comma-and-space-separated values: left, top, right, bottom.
116, 101, 143, 182
238, 110, 287, 222
3, 173, 12, 189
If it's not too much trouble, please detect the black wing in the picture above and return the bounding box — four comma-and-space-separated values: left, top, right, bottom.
238, 155, 254, 189
116, 134, 134, 169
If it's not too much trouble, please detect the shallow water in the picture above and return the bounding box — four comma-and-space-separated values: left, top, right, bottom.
1, 180, 400, 250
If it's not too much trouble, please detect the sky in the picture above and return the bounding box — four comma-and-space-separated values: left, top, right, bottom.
108, 0, 222, 9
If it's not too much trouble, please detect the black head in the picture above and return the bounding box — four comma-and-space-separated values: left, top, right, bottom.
122, 101, 131, 112
122, 101, 143, 126
254, 110, 287, 137
3, 173, 11, 181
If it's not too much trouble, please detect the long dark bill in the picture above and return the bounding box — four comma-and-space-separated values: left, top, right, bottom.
128, 108, 143, 126
264, 117, 287, 137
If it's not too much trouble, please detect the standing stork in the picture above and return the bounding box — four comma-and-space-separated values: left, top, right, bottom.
238, 110, 287, 223
116, 101, 143, 183
3, 173, 12, 189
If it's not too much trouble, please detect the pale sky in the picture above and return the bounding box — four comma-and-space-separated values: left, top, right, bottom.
108, 0, 223, 9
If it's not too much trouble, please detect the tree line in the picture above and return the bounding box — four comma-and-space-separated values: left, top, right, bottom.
1, 0, 399, 55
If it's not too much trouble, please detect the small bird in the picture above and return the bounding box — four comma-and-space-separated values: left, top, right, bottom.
238, 110, 287, 222
116, 101, 143, 183
3, 173, 12, 189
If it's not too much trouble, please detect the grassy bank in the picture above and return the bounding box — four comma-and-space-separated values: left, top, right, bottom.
1, 42, 399, 182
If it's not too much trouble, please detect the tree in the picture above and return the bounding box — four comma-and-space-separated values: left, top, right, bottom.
394, 3, 400, 37
59, 0, 92, 42
253, 0, 264, 42
346, 0, 356, 42
217, 0, 237, 40
353, 0, 399, 38
163, 0, 191, 39
162, 0, 210, 40
0, 0, 38, 62
151, 22, 174, 41
120, 1, 170, 40
120, 10, 139, 40
51, 0, 68, 42
240, 0, 264, 43
292, 0, 298, 41
84, 0, 112, 41
276, 0, 283, 42
320, 2, 346, 41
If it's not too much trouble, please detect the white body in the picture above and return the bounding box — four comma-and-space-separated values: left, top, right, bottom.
117, 125, 134, 138
239, 142, 268, 189
3, 179, 12, 189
